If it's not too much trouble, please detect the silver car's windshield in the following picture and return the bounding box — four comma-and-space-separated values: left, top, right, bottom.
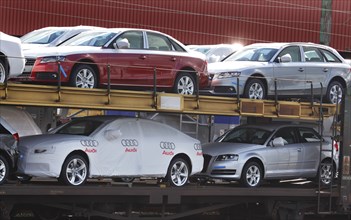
60, 31, 117, 47
218, 127, 272, 145
224, 47, 278, 62
54, 119, 104, 136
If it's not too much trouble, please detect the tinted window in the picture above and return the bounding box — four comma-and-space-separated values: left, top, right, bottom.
273, 127, 297, 144
298, 127, 321, 143
117, 31, 144, 49
303, 47, 325, 62
320, 49, 341, 63
147, 32, 173, 51
219, 127, 272, 145
63, 31, 116, 47
276, 46, 301, 62
0, 124, 10, 135
225, 47, 278, 62
56, 120, 104, 136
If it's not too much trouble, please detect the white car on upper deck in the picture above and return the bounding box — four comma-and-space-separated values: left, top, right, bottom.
0, 32, 25, 83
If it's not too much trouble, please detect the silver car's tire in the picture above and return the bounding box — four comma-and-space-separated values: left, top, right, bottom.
0, 155, 9, 185
60, 155, 88, 186
241, 161, 262, 187
70, 64, 98, 88
319, 159, 335, 186
244, 79, 266, 100
166, 158, 189, 187
174, 73, 196, 95
0, 60, 7, 83
326, 81, 343, 104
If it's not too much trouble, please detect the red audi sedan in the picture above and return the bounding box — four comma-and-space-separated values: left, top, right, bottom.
15, 28, 209, 95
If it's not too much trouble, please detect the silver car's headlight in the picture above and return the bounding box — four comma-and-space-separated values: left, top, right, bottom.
216, 154, 239, 161
40, 56, 66, 63
217, 71, 241, 79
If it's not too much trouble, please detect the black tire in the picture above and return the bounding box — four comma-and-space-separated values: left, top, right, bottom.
244, 78, 266, 100
174, 73, 196, 95
166, 158, 190, 187
70, 64, 98, 88
59, 155, 88, 186
0, 59, 8, 84
325, 81, 344, 104
240, 161, 263, 187
0, 155, 9, 185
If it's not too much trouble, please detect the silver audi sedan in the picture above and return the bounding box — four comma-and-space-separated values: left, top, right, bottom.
209, 42, 351, 104
197, 124, 338, 187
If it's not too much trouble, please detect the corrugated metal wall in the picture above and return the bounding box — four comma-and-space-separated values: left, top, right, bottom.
0, 0, 350, 51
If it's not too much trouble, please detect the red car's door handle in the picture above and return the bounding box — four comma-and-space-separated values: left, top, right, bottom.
171, 57, 177, 61
140, 55, 147, 59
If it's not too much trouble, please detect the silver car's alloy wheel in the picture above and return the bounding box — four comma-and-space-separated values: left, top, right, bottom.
64, 157, 87, 186
0, 60, 6, 83
175, 74, 195, 95
168, 158, 189, 187
328, 84, 343, 104
245, 165, 261, 187
0, 155, 8, 185
248, 83, 264, 99
320, 163, 333, 185
75, 68, 96, 88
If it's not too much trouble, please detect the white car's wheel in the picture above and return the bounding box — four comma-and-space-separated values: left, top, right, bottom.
70, 64, 98, 88
166, 158, 189, 187
60, 155, 88, 186
326, 81, 343, 104
244, 79, 266, 100
174, 73, 196, 95
0, 155, 9, 185
0, 60, 7, 83
241, 161, 262, 187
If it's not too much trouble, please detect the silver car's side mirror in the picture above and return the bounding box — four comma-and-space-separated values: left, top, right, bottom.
272, 137, 285, 147
104, 129, 122, 141
280, 54, 292, 63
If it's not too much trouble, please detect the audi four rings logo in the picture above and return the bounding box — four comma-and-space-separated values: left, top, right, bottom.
80, 140, 99, 147
160, 141, 176, 150
121, 139, 139, 147
194, 143, 201, 151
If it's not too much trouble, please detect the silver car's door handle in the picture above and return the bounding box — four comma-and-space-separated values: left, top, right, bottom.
297, 148, 302, 152
298, 68, 304, 72
323, 68, 329, 72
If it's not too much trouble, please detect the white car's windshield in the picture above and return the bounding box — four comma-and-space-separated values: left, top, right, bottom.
21, 30, 65, 44
218, 127, 272, 145
224, 47, 278, 62
61, 31, 117, 47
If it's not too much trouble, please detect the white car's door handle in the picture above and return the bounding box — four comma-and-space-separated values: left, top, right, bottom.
298, 68, 304, 72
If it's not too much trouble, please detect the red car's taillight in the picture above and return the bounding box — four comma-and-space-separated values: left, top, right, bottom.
333, 140, 339, 152
13, 133, 19, 142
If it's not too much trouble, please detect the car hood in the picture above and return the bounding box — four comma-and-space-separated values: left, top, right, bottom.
202, 142, 262, 156
19, 134, 89, 149
23, 46, 104, 58
208, 61, 269, 73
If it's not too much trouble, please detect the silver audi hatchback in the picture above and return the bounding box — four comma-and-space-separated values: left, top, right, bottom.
198, 123, 338, 187
209, 42, 351, 104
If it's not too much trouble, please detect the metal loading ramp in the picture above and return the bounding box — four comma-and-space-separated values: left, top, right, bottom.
0, 83, 337, 120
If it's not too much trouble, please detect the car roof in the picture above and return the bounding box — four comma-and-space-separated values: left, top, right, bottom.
246, 42, 336, 50
238, 123, 315, 132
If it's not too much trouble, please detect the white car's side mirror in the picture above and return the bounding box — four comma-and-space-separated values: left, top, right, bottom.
104, 129, 122, 141
280, 54, 292, 63
272, 137, 285, 147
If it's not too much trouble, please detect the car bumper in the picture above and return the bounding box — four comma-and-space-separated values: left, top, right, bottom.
17, 149, 60, 178
209, 77, 244, 95
195, 154, 244, 180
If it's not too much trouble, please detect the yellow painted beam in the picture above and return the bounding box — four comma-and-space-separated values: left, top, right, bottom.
0, 83, 336, 120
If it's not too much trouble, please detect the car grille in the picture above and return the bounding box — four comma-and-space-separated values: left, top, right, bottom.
201, 154, 212, 173
213, 86, 236, 94
211, 169, 236, 175
25, 58, 36, 66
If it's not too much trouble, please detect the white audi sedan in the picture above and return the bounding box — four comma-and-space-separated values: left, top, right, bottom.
17, 116, 204, 186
